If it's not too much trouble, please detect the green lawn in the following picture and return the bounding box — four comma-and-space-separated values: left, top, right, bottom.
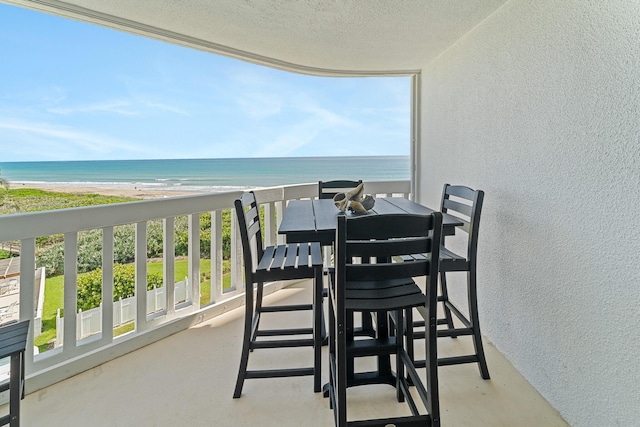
1, 188, 135, 215
35, 258, 232, 353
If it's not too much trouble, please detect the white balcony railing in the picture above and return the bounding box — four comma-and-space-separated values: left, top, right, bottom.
0, 180, 410, 395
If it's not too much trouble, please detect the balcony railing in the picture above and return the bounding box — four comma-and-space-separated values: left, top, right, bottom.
0, 180, 410, 395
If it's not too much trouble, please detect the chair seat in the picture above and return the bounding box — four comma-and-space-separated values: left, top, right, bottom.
344, 279, 426, 311
399, 247, 470, 271
439, 246, 469, 271
254, 242, 323, 282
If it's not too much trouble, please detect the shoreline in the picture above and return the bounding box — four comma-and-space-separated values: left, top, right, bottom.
10, 182, 202, 199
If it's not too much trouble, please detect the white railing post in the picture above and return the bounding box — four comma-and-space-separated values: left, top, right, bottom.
163, 217, 176, 316
19, 238, 36, 373
135, 221, 147, 331
276, 200, 286, 245
210, 210, 223, 304
188, 214, 200, 310
102, 226, 114, 343
63, 232, 78, 354
230, 212, 243, 293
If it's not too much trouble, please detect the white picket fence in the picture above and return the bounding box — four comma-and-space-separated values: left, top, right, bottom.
56, 278, 190, 345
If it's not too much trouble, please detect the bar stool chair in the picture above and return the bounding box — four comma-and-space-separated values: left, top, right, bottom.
412, 184, 490, 379
233, 192, 324, 398
0, 320, 30, 427
328, 212, 442, 427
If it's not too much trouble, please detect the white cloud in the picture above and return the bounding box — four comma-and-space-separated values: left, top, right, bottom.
48, 101, 139, 116
236, 93, 282, 119
0, 118, 144, 160
2, 86, 67, 105
255, 108, 359, 157
143, 102, 188, 115
47, 99, 188, 116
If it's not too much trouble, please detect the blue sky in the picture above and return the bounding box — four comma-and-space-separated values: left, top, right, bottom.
0, 4, 410, 162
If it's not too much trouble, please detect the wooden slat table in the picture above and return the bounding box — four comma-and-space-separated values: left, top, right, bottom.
279, 197, 462, 244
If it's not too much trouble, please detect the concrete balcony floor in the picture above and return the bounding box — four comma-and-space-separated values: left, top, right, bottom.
17, 281, 568, 426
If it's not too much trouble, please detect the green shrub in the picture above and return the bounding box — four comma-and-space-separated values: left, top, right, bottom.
24, 190, 232, 277
37, 244, 65, 276
76, 263, 163, 311
114, 224, 135, 264
77, 229, 104, 273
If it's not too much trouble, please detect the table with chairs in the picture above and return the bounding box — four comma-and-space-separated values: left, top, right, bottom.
232, 182, 489, 426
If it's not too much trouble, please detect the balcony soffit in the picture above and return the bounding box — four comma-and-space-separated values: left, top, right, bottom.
4, 0, 508, 76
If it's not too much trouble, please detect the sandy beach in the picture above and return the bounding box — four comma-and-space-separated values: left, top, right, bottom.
11, 182, 201, 199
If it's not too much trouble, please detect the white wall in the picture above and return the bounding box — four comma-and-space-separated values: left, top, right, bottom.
418, 1, 640, 426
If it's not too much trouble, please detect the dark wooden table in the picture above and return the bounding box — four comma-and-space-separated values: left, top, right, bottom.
279, 197, 462, 244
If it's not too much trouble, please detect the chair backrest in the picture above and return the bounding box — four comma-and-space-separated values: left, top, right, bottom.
0, 320, 29, 359
0, 320, 29, 427
318, 180, 362, 200
335, 212, 442, 286
440, 184, 484, 262
234, 192, 263, 282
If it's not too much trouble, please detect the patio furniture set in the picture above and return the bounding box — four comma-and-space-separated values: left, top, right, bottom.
231, 181, 488, 426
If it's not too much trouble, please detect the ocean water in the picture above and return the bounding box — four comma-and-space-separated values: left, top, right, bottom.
0, 156, 409, 193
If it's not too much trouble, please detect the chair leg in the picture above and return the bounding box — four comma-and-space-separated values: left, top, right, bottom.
467, 270, 490, 380
329, 292, 348, 426
9, 352, 21, 427
375, 310, 393, 379
439, 271, 456, 336
321, 274, 329, 346
251, 281, 265, 343
358, 310, 376, 337
395, 309, 405, 403
313, 270, 322, 392
233, 283, 255, 398
328, 287, 336, 408
404, 308, 415, 387
425, 305, 440, 425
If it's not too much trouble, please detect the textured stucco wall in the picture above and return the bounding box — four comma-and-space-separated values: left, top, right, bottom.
419, 1, 640, 426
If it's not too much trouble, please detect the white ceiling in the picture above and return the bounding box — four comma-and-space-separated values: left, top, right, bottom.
4, 0, 508, 75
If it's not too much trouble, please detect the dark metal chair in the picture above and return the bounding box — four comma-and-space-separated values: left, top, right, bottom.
233, 191, 324, 398
411, 184, 489, 379
0, 320, 30, 427
328, 213, 442, 427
